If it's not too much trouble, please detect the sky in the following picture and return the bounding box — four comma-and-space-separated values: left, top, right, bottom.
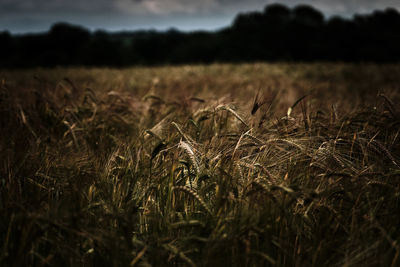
1, 0, 400, 33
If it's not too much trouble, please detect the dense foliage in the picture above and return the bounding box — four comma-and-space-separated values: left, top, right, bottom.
2, 4, 400, 67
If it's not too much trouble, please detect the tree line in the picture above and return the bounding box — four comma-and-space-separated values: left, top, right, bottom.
1, 3, 400, 67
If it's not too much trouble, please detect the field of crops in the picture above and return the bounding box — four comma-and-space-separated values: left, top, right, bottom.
1, 63, 400, 266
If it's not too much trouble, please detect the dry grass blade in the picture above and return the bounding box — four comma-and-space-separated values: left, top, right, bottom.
173, 186, 211, 215
171, 220, 205, 228
369, 140, 400, 168
144, 114, 173, 140
142, 94, 165, 103
232, 129, 251, 159
18, 105, 38, 139
172, 121, 194, 142
251, 88, 263, 115
287, 94, 308, 117
190, 97, 205, 103
130, 246, 147, 266
250, 251, 276, 265
216, 104, 249, 127
162, 244, 196, 267
380, 94, 398, 117
63, 120, 80, 149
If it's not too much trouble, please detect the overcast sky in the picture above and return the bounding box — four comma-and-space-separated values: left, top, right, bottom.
1, 0, 400, 33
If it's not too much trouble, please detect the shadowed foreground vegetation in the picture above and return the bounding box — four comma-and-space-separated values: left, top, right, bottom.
1, 63, 400, 266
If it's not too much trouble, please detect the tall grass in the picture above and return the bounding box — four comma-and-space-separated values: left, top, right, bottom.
0, 63, 399, 266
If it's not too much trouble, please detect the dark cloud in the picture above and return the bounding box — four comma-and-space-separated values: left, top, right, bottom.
113, 0, 400, 16
2, 0, 399, 16
273, 0, 400, 16
1, 0, 399, 33
0, 0, 116, 14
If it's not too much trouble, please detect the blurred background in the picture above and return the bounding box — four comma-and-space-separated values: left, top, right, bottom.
1, 0, 400, 67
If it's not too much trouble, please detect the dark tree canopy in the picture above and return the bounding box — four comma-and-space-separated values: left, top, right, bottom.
264, 3, 291, 19
2, 4, 400, 67
292, 5, 325, 26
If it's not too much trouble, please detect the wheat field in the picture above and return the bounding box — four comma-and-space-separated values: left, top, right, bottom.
1, 63, 399, 266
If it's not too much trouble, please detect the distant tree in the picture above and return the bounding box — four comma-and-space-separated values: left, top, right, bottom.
49, 23, 90, 44
0, 31, 12, 66
0, 31, 11, 46
292, 5, 324, 27
260, 4, 292, 59
352, 8, 400, 61
382, 8, 400, 27
84, 30, 119, 65
48, 23, 91, 64
264, 3, 291, 22
285, 5, 325, 60
232, 12, 264, 33
131, 31, 170, 64
323, 17, 355, 60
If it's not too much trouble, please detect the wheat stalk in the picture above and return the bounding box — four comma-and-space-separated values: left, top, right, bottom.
216, 104, 249, 127
179, 141, 200, 174
172, 186, 211, 215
